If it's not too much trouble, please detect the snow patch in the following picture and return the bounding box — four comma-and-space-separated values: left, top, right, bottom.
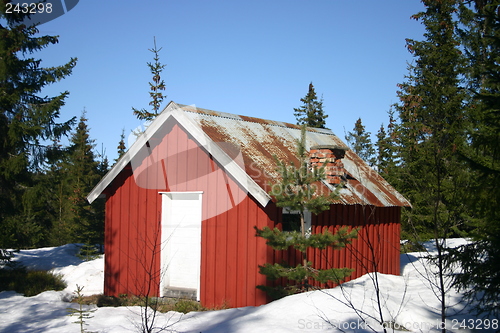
0, 239, 496, 332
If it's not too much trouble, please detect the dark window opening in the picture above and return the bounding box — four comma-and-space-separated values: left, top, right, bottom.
282, 213, 301, 232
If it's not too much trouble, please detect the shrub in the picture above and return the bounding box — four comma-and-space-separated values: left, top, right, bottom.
173, 299, 203, 313
76, 244, 101, 262
0, 265, 66, 296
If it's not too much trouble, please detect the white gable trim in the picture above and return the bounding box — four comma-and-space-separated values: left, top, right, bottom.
87, 101, 271, 207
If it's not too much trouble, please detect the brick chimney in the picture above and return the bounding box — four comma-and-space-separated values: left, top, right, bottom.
309, 145, 347, 184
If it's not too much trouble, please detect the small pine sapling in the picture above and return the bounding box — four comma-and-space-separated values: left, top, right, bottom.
77, 243, 100, 262
67, 285, 96, 333
255, 126, 357, 299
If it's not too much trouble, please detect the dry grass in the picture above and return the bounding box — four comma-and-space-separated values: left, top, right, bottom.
73, 294, 229, 314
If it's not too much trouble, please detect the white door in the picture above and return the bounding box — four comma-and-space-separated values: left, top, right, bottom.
160, 192, 203, 300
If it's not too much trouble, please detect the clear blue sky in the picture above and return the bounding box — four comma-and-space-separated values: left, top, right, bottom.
34, 0, 426, 162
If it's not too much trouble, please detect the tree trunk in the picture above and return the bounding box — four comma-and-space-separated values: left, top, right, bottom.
300, 212, 308, 291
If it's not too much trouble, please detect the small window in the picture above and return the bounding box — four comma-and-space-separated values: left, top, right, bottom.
282, 213, 301, 232
281, 209, 312, 233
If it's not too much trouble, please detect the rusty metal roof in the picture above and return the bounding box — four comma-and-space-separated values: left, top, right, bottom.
88, 101, 410, 207
177, 104, 410, 207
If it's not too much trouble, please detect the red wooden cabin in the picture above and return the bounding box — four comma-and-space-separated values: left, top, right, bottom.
87, 102, 410, 308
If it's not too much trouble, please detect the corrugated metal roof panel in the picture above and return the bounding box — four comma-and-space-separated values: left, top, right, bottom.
179, 104, 410, 207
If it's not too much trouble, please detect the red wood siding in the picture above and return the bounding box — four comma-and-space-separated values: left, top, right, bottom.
104, 165, 163, 298
103, 120, 277, 307
102, 119, 401, 308
274, 205, 401, 289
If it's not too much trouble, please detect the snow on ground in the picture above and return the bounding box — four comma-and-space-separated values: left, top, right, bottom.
8, 244, 105, 296
0, 239, 496, 333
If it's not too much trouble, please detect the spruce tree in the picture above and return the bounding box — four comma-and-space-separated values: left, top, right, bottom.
132, 37, 166, 121
64, 112, 103, 245
376, 109, 398, 182
394, 0, 470, 328
376, 125, 389, 172
294, 82, 328, 128
115, 128, 126, 163
449, 0, 500, 317
0, 4, 77, 248
345, 118, 376, 167
255, 126, 357, 299
45, 142, 75, 246
396, 0, 470, 239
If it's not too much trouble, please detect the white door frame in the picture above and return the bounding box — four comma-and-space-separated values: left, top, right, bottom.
159, 191, 203, 300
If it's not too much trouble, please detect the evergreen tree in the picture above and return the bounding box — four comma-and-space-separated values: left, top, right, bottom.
449, 0, 500, 317
376, 125, 389, 171
255, 126, 357, 299
394, 0, 471, 328
376, 109, 398, 182
132, 37, 166, 121
15, 170, 59, 247
396, 0, 470, 238
45, 141, 75, 246
115, 128, 126, 163
96, 145, 109, 178
345, 118, 376, 167
0, 3, 77, 248
294, 82, 328, 128
63, 112, 104, 245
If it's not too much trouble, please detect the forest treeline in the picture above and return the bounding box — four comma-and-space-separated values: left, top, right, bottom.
0, 4, 110, 249
297, 0, 499, 317
343, 0, 500, 255
0, 0, 498, 317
